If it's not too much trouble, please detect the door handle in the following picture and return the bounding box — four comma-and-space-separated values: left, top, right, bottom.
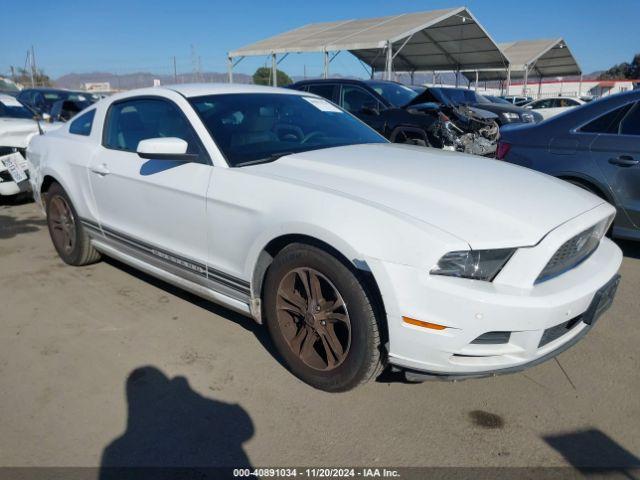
90, 163, 111, 176
608, 155, 638, 167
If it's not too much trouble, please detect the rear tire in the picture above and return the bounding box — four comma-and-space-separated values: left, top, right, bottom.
45, 182, 101, 266
263, 244, 384, 392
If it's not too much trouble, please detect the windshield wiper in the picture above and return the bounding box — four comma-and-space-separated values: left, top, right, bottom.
234, 152, 296, 168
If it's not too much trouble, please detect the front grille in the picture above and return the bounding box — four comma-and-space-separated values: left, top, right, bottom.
539, 316, 582, 347
536, 224, 602, 283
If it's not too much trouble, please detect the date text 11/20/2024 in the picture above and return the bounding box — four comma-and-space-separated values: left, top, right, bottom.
233, 468, 401, 478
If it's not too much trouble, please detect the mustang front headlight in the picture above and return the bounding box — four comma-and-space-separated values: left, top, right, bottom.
430, 249, 515, 281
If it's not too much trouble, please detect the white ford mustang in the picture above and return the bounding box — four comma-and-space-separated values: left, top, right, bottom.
27, 84, 622, 391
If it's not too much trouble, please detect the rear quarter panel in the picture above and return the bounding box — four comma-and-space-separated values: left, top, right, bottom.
28, 128, 99, 221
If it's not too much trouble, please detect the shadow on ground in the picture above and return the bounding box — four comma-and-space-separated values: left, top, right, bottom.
103, 257, 287, 371
104, 258, 402, 386
617, 239, 640, 260
544, 428, 640, 476
99, 366, 254, 480
0, 194, 45, 240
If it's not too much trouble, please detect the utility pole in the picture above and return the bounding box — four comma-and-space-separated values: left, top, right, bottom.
191, 45, 199, 82
25, 50, 34, 87
31, 45, 37, 86
10, 66, 16, 82
172, 56, 178, 84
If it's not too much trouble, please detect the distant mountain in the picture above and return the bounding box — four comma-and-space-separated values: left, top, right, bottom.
55, 71, 252, 90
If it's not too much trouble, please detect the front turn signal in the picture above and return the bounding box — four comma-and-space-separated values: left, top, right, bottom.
403, 317, 447, 330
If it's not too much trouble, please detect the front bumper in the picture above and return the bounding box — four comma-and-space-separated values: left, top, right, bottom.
368, 204, 622, 377
0, 149, 31, 196
402, 273, 620, 381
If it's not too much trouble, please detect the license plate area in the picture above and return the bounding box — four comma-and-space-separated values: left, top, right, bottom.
1, 152, 29, 184
583, 274, 620, 326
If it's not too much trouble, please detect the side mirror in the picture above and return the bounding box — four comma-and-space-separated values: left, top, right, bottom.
42, 112, 52, 122
137, 137, 198, 161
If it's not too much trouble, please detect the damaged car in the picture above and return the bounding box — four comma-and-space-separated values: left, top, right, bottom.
17, 88, 98, 120
0, 94, 60, 197
289, 79, 501, 156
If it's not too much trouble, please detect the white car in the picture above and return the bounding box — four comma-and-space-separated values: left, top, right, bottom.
27, 84, 622, 391
524, 97, 585, 120
0, 94, 60, 197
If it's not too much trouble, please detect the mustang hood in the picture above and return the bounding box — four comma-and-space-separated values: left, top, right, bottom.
0, 119, 60, 149
249, 144, 604, 249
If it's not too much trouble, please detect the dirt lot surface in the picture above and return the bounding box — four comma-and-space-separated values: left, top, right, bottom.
1, 198, 639, 473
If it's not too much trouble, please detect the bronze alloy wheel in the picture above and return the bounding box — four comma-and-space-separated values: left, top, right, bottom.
48, 194, 76, 255
276, 267, 351, 371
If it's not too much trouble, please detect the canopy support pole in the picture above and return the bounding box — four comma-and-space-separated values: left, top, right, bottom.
505, 65, 511, 95
385, 41, 393, 81
271, 53, 277, 87
323, 50, 329, 79
538, 77, 543, 97
474, 69, 479, 90
523, 64, 529, 96
578, 74, 583, 97
227, 56, 244, 83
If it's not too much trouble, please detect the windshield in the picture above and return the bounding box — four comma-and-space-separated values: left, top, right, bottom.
39, 91, 94, 108
486, 95, 511, 104
190, 93, 387, 167
436, 88, 491, 105
0, 97, 34, 119
367, 82, 418, 107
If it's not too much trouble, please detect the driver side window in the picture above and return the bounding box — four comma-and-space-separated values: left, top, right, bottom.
104, 98, 202, 157
340, 86, 381, 114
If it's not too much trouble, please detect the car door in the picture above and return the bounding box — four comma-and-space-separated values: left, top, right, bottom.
588, 101, 640, 227
339, 85, 386, 133
88, 95, 213, 276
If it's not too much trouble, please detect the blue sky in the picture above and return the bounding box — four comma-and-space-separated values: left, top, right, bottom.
2, 0, 639, 79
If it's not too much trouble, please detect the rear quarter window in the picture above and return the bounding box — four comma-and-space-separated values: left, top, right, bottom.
69, 109, 96, 136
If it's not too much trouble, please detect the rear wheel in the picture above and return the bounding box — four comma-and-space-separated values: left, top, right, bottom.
263, 244, 384, 392
46, 182, 101, 266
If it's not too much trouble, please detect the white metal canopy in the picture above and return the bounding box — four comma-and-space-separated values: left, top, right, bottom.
228, 7, 509, 85
464, 38, 581, 82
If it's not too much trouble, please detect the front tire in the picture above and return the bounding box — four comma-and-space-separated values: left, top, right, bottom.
45, 182, 101, 266
263, 244, 384, 392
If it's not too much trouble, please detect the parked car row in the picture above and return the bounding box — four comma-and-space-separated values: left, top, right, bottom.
17, 87, 100, 122
22, 83, 624, 391
0, 88, 99, 198
289, 79, 541, 156
0, 94, 64, 196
